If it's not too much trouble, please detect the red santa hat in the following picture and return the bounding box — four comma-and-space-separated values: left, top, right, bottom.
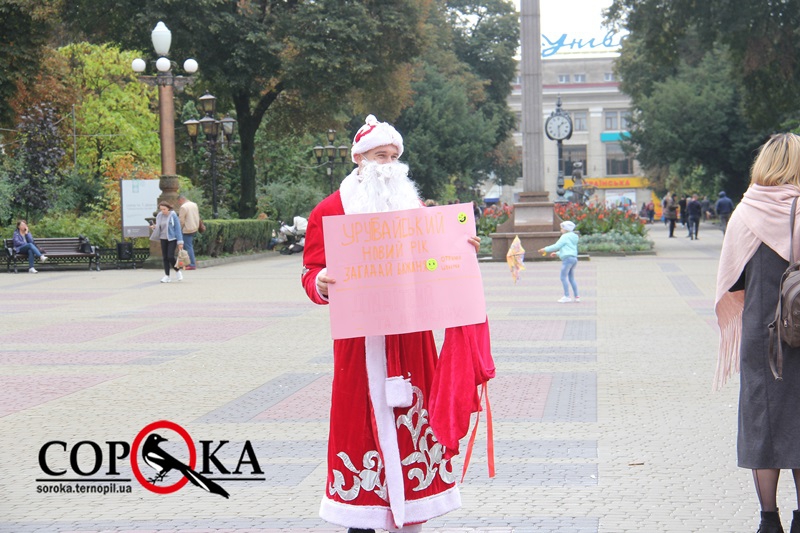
351, 114, 404, 163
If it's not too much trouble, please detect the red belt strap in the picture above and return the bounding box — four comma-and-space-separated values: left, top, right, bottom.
460, 382, 495, 482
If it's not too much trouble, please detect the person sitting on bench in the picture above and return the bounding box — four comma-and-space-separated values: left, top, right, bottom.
12, 219, 47, 273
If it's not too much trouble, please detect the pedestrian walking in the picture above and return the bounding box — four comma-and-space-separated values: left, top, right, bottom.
715, 133, 800, 533
149, 201, 184, 283
662, 192, 671, 225
177, 195, 200, 270
679, 194, 689, 233
716, 190, 735, 234
538, 220, 580, 303
701, 195, 711, 220
664, 194, 679, 237
686, 194, 702, 240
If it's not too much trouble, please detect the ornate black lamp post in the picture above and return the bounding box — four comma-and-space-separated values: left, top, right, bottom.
183, 92, 236, 219
544, 96, 573, 203
313, 129, 350, 194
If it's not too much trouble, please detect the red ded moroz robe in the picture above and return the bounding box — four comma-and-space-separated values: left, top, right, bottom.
301, 191, 461, 530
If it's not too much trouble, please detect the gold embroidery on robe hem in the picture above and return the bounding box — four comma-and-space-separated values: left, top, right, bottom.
328, 386, 455, 501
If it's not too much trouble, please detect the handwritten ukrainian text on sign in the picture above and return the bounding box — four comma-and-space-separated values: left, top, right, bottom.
322, 203, 486, 339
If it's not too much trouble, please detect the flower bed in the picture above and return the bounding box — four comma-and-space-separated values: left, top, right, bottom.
554, 203, 646, 236
554, 203, 653, 253
478, 203, 512, 236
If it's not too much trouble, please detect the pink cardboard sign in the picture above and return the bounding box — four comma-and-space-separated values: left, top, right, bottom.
322, 203, 486, 339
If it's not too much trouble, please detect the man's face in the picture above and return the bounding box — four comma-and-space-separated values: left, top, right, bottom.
356, 144, 400, 167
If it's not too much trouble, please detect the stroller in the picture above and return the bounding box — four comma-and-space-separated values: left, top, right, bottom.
268, 216, 308, 255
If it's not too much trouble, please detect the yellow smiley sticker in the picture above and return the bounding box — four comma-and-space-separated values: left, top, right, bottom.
426, 258, 438, 271
457, 212, 468, 224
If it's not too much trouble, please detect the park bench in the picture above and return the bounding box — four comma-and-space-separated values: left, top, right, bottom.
3, 237, 100, 273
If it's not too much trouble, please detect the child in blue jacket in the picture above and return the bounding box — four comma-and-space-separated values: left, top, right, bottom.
539, 220, 580, 303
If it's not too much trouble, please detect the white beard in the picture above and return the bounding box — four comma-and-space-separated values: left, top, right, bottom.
341, 161, 421, 214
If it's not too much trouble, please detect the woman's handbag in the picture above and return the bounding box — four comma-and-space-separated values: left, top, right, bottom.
175, 249, 190, 270
198, 219, 206, 234
768, 196, 800, 380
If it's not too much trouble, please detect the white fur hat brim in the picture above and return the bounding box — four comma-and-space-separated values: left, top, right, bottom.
351, 114, 404, 163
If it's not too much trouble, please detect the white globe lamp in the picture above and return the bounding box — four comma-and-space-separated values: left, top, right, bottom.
156, 57, 171, 72
183, 58, 198, 74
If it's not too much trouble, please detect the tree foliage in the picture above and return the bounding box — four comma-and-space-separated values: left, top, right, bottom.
8, 104, 65, 220
605, 1, 774, 197
606, 0, 800, 130
397, 0, 519, 200
446, 0, 519, 142
0, 0, 60, 126
58, 43, 161, 177
62, 0, 429, 218
629, 50, 756, 198
397, 64, 497, 199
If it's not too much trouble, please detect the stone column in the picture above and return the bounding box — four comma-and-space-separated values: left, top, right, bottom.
490, 0, 562, 260
520, 0, 544, 193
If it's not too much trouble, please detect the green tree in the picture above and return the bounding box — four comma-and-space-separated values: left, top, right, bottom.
62, 0, 428, 218
58, 43, 161, 178
0, 0, 59, 127
397, 64, 497, 199
8, 104, 65, 220
606, 0, 800, 130
446, 0, 519, 142
395, 0, 519, 200
628, 50, 757, 198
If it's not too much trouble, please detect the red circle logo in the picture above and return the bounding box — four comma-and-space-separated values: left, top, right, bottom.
130, 420, 196, 494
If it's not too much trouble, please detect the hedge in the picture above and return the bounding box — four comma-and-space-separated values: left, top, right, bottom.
194, 219, 279, 257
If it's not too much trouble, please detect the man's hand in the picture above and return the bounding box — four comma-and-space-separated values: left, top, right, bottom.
317, 268, 336, 297
468, 235, 481, 254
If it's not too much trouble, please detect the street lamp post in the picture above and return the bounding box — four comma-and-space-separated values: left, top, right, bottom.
132, 22, 197, 205
313, 129, 350, 194
132, 21, 197, 262
183, 92, 236, 219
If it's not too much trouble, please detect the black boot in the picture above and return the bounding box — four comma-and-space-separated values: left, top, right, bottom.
348, 529, 375, 533
758, 510, 784, 533
790, 510, 800, 533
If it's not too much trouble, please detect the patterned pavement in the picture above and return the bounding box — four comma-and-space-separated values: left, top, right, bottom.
0, 220, 778, 532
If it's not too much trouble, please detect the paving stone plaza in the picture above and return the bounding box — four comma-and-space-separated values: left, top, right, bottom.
0, 221, 791, 532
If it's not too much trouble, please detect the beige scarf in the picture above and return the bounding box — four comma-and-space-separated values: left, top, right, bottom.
714, 184, 800, 389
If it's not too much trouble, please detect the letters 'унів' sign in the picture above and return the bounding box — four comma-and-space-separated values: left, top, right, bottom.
322, 203, 486, 340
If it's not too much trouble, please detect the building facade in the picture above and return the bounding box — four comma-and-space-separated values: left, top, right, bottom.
492, 56, 653, 211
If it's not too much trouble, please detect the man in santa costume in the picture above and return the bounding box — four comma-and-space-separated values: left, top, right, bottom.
301, 115, 480, 533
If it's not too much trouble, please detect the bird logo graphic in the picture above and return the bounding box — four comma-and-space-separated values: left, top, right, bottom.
142, 433, 229, 499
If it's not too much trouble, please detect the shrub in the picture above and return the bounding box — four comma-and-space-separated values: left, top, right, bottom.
578, 230, 654, 253
1, 212, 119, 247
257, 181, 325, 223
194, 219, 279, 257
